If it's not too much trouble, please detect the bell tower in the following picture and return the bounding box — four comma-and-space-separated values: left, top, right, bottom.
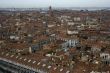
49, 6, 53, 16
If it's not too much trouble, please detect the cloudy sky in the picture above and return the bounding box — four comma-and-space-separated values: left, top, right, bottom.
0, 0, 110, 8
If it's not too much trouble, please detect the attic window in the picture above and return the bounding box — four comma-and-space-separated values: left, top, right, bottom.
37, 62, 41, 65
66, 71, 70, 73
10, 55, 14, 58
6, 53, 9, 56
1, 52, 4, 55
48, 66, 51, 69
54, 67, 57, 70
42, 64, 46, 67
24, 58, 27, 61
33, 61, 36, 64
16, 56, 19, 59
28, 59, 31, 62
60, 68, 63, 72
19, 57, 23, 60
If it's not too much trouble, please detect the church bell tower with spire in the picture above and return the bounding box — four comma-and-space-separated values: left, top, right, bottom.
49, 6, 53, 16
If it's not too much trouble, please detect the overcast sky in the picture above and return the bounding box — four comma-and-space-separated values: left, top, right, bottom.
0, 0, 110, 8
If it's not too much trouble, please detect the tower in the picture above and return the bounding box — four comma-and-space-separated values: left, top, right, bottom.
49, 6, 53, 16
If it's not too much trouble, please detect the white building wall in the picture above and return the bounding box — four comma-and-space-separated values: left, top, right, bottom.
61, 39, 79, 51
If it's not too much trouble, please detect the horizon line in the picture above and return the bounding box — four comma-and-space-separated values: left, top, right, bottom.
0, 7, 110, 8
